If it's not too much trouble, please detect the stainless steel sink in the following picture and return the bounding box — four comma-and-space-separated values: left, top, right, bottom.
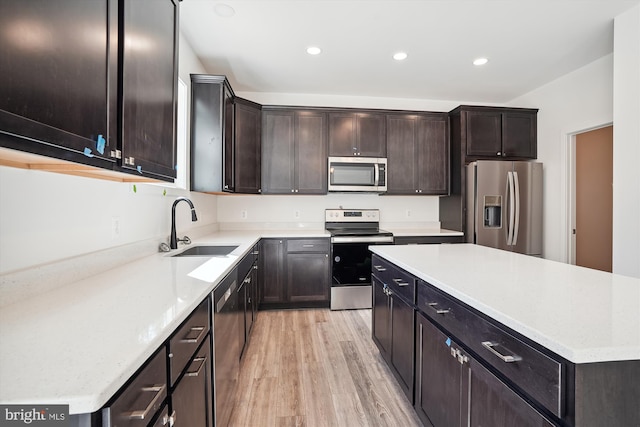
171, 245, 239, 257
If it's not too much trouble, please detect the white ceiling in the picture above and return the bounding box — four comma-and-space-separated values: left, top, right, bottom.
180, 0, 640, 103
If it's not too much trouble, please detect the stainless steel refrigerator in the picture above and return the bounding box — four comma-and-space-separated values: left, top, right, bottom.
466, 161, 543, 255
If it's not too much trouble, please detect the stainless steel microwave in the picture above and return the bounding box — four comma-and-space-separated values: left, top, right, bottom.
328, 157, 387, 192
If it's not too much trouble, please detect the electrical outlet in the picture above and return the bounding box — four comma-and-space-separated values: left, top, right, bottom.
241, 210, 248, 220
294, 210, 301, 219
406, 209, 411, 218
111, 217, 121, 239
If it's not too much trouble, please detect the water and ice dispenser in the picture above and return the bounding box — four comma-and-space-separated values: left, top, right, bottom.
483, 195, 502, 228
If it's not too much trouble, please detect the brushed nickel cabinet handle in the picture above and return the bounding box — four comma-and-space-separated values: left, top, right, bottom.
180, 326, 206, 344
393, 278, 409, 287
482, 341, 522, 363
186, 356, 208, 377
427, 302, 451, 315
373, 265, 387, 272
123, 384, 166, 420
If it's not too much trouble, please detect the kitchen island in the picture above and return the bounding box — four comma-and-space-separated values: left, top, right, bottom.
369, 243, 640, 427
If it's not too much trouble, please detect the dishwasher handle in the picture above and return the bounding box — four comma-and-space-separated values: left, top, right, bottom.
216, 279, 237, 312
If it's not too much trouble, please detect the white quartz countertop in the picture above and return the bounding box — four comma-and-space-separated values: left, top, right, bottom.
0, 229, 332, 414
370, 244, 640, 364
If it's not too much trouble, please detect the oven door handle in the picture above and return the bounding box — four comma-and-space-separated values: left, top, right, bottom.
331, 236, 394, 244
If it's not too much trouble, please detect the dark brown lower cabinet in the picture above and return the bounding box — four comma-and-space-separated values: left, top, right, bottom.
372, 276, 414, 402
259, 238, 330, 308
287, 252, 329, 303
415, 312, 553, 427
170, 336, 213, 427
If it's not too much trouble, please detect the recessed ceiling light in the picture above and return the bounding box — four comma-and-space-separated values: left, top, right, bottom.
214, 3, 235, 18
393, 52, 408, 61
473, 57, 489, 66
306, 46, 322, 55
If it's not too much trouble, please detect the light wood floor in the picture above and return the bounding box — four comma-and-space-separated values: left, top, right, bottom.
229, 309, 422, 427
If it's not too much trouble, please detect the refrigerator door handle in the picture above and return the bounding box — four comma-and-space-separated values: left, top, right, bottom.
512, 171, 521, 246
506, 171, 516, 245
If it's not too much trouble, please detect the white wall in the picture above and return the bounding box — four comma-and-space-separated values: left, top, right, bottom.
235, 91, 480, 112
506, 4, 640, 277
0, 33, 215, 275
216, 194, 440, 230
507, 55, 614, 263
613, 5, 640, 278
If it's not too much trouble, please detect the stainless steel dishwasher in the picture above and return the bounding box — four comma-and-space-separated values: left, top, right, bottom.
212, 268, 239, 427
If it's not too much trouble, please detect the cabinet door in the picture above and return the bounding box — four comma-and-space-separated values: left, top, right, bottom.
222, 85, 235, 191
234, 99, 261, 193
286, 252, 330, 302
390, 294, 415, 402
259, 239, 285, 304
328, 112, 357, 156
120, 0, 178, 180
386, 115, 418, 194
502, 111, 537, 158
465, 110, 502, 158
357, 113, 387, 157
0, 0, 117, 167
372, 277, 392, 356
468, 354, 554, 427
171, 336, 213, 427
417, 116, 449, 194
262, 110, 295, 193
415, 312, 462, 427
295, 111, 327, 194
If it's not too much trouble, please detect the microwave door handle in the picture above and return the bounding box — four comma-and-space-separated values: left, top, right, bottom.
374, 163, 380, 186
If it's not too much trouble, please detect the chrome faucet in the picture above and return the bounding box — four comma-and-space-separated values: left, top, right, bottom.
170, 197, 198, 249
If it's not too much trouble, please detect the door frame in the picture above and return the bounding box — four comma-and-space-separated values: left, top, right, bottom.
564, 122, 613, 265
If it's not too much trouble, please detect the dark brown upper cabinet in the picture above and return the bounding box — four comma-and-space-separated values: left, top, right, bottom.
386, 113, 449, 195
328, 111, 386, 157
453, 106, 538, 160
0, 0, 118, 170
120, 0, 179, 180
262, 108, 327, 194
234, 98, 262, 194
190, 75, 235, 193
0, 0, 180, 182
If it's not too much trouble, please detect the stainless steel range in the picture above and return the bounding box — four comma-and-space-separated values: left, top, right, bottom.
325, 209, 394, 310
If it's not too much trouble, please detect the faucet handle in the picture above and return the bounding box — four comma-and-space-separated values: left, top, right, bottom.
178, 236, 192, 245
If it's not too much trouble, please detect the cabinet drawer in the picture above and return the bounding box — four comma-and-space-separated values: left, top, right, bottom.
286, 239, 329, 253
372, 255, 415, 304
106, 347, 167, 427
416, 281, 562, 417
169, 298, 210, 386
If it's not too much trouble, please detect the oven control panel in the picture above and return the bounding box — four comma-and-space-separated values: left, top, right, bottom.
325, 209, 380, 222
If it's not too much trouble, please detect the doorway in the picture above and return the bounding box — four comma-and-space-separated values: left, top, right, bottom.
570, 125, 613, 272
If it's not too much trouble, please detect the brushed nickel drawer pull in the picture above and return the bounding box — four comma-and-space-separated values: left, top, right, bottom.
186, 356, 208, 377
180, 326, 206, 344
302, 244, 315, 248
373, 265, 387, 272
393, 278, 409, 287
482, 341, 522, 363
428, 302, 451, 315
123, 384, 166, 420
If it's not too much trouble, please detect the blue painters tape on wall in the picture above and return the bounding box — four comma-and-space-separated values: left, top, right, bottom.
83, 147, 94, 157
445, 337, 451, 347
